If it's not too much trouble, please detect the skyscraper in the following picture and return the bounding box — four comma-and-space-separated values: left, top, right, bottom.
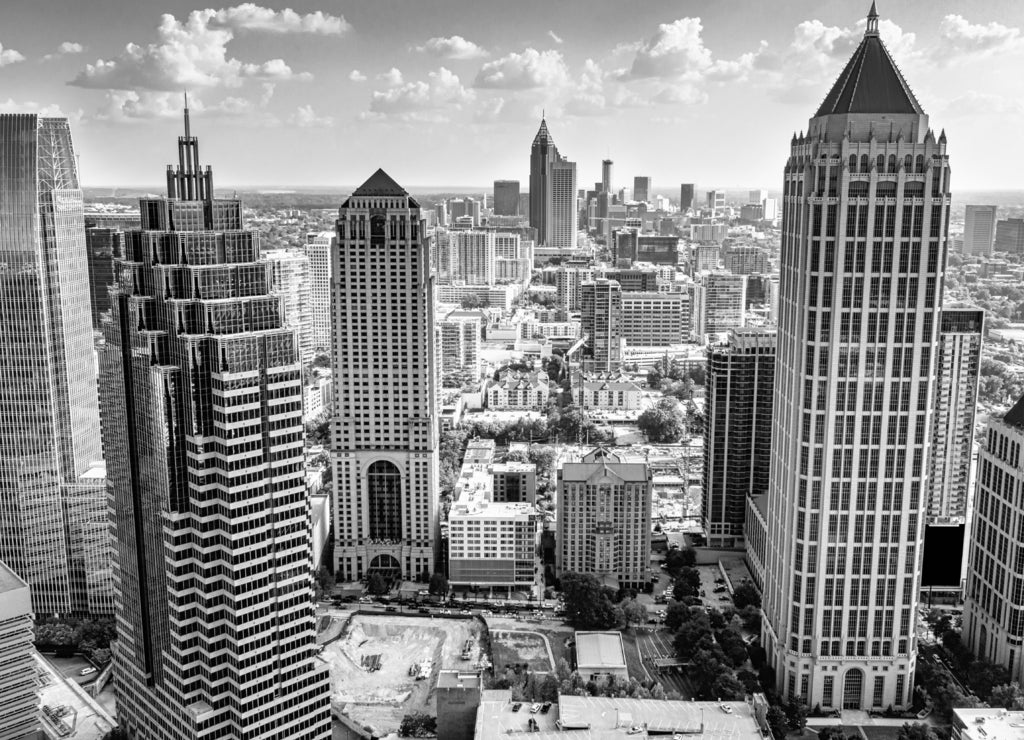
305, 231, 335, 353
0, 114, 112, 617
581, 279, 623, 373
452, 230, 497, 285
332, 169, 440, 583
706, 189, 726, 216
760, 5, 947, 710
100, 109, 331, 739
693, 272, 746, 337
530, 117, 577, 248
679, 183, 695, 211
995, 218, 1024, 254
0, 559, 37, 740
963, 205, 997, 257
602, 159, 613, 192
493, 180, 520, 216
633, 176, 651, 203
704, 328, 776, 549
264, 247, 313, 364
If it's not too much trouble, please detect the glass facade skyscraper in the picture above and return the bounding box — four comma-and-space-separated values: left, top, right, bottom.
99, 109, 331, 739
0, 114, 112, 617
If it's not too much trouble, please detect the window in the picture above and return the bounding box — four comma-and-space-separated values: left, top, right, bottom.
873, 676, 885, 707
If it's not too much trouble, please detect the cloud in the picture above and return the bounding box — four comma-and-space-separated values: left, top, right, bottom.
474, 48, 570, 89
0, 98, 83, 123
0, 42, 25, 67
211, 4, 350, 35
941, 91, 1024, 117
349, 69, 367, 82
415, 35, 487, 60
289, 104, 334, 127
97, 89, 276, 122
378, 67, 403, 85
548, 31, 564, 45
369, 67, 474, 121
935, 15, 1022, 61
69, 8, 316, 90
43, 41, 85, 61
617, 18, 713, 80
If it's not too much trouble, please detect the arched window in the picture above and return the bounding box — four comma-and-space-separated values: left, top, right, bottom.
915, 155, 925, 174
876, 155, 885, 172
888, 155, 898, 174
904, 155, 913, 172
367, 460, 402, 541
849, 155, 857, 171
843, 668, 864, 709
860, 154, 871, 173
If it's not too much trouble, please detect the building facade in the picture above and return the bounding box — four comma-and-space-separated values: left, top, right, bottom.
305, 231, 335, 353
581, 279, 624, 373
529, 118, 578, 249
493, 180, 520, 216
0, 561, 36, 740
760, 7, 947, 710
453, 230, 496, 286
332, 169, 440, 584
995, 218, 1024, 254
487, 370, 549, 410
557, 448, 652, 590
439, 316, 481, 376
0, 114, 112, 618
100, 110, 331, 740
963, 205, 997, 257
680, 183, 695, 211
633, 176, 651, 203
447, 499, 541, 594
620, 292, 686, 346
264, 247, 313, 364
704, 329, 776, 549
694, 272, 747, 337
724, 246, 771, 275
556, 266, 594, 311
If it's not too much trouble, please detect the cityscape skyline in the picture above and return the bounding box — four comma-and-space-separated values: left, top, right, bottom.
1, 1, 1023, 189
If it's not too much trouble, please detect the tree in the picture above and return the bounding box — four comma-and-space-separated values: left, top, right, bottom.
622, 599, 647, 628
717, 627, 749, 667
399, 713, 437, 737
690, 647, 730, 696
366, 573, 388, 596
818, 728, 849, 740
313, 566, 334, 601
101, 730, 130, 740
897, 724, 939, 740
712, 673, 747, 700
664, 547, 696, 576
732, 582, 762, 610
647, 366, 664, 390
92, 648, 111, 666
965, 660, 1011, 701
561, 572, 622, 630
990, 682, 1024, 710
305, 416, 329, 446
766, 705, 789, 740
429, 572, 449, 597
672, 566, 701, 601
674, 614, 715, 661
737, 669, 761, 694
637, 398, 687, 443
460, 295, 485, 310
665, 603, 696, 632
784, 697, 808, 732
34, 623, 75, 646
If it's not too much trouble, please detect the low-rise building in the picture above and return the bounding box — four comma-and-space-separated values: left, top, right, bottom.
578, 374, 643, 411
447, 498, 542, 597
0, 560, 38, 740
953, 708, 1024, 740
490, 462, 537, 504
487, 370, 549, 410
575, 632, 628, 681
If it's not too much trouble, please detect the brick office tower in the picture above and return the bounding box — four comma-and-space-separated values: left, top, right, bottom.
332, 170, 440, 583
760, 3, 950, 710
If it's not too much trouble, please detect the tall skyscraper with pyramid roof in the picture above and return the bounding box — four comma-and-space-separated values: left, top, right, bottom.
529, 117, 578, 249
331, 169, 440, 583
758, 3, 951, 710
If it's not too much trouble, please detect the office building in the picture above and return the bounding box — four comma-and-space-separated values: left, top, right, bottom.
555, 265, 594, 311
693, 272, 746, 337
529, 117, 578, 249
707, 189, 726, 215
725, 246, 771, 275
749, 189, 768, 206
693, 244, 721, 273
636, 235, 681, 265
435, 202, 448, 227
333, 169, 440, 583
0, 561, 37, 740
760, 6, 948, 710
449, 197, 482, 227
601, 159, 613, 193
439, 316, 481, 376
490, 462, 537, 504
557, 448, 652, 590
923, 307, 983, 588
84, 211, 141, 331
704, 329, 776, 549
963, 205, 997, 257
305, 231, 335, 353
100, 109, 331, 740
264, 248, 313, 364
633, 176, 651, 203
447, 498, 541, 596
436, 671, 482, 740
601, 268, 661, 293
581, 279, 623, 373
740, 204, 765, 223
995, 218, 1024, 254
0, 114, 111, 618
680, 183, 695, 211
453, 230, 497, 286
620, 292, 686, 346
690, 222, 728, 243
493, 180, 520, 216
963, 396, 1024, 681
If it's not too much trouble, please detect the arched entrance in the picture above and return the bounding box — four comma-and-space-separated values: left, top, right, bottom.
368, 554, 402, 581
367, 460, 402, 541
843, 668, 864, 709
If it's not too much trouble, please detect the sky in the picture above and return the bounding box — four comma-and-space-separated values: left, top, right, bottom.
2, 0, 1023, 191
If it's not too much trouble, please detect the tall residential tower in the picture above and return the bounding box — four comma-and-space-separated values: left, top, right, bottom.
760, 5, 948, 710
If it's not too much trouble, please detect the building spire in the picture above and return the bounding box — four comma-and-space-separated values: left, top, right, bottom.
866, 1, 879, 37
183, 91, 191, 139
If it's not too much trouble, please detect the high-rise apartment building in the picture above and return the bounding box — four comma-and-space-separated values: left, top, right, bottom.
704, 329, 776, 548
493, 180, 520, 216
724, 246, 770, 275
557, 448, 652, 590
620, 292, 686, 346
439, 316, 481, 376
264, 247, 313, 364
305, 231, 335, 353
453, 230, 497, 286
995, 218, 1024, 255
100, 109, 331, 740
760, 6, 948, 710
0, 114, 112, 617
707, 190, 726, 216
0, 560, 37, 740
749, 189, 768, 205
602, 160, 613, 193
633, 176, 651, 204
332, 169, 439, 583
556, 265, 594, 311
529, 117, 578, 248
963, 396, 1024, 681
680, 183, 695, 211
963, 205, 997, 257
581, 279, 623, 373
693, 272, 746, 337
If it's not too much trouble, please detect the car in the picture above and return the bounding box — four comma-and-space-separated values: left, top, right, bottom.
529, 703, 542, 714
511, 703, 522, 712
418, 607, 430, 614
482, 609, 493, 616
441, 609, 452, 615
720, 704, 734, 714
385, 606, 397, 612
713, 586, 726, 593
460, 609, 471, 615
540, 703, 552, 714
79, 667, 97, 676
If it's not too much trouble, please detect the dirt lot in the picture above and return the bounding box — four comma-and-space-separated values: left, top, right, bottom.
490, 630, 553, 673
322, 614, 484, 737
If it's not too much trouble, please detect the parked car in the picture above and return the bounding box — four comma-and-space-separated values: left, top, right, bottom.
529, 703, 542, 714
385, 606, 397, 612
418, 607, 430, 614
512, 703, 522, 712
79, 667, 97, 676
541, 703, 552, 714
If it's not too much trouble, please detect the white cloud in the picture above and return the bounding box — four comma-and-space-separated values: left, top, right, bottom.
415, 35, 487, 60
369, 67, 474, 120
0, 42, 25, 67
941, 91, 1024, 117
289, 104, 334, 127
69, 8, 315, 90
0, 98, 83, 123
474, 48, 570, 89
349, 69, 367, 82
935, 15, 1022, 61
97, 89, 276, 122
44, 41, 85, 61
617, 18, 713, 80
378, 67, 403, 85
212, 4, 350, 35
548, 31, 564, 45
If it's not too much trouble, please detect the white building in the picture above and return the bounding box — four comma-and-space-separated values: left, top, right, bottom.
693, 272, 746, 338
440, 316, 482, 376
0, 561, 37, 740
447, 498, 541, 597
579, 374, 643, 411
621, 291, 686, 346
305, 231, 335, 353
264, 247, 314, 364
487, 370, 549, 410
453, 230, 496, 286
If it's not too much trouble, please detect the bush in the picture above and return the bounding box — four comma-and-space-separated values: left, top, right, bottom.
399, 713, 437, 737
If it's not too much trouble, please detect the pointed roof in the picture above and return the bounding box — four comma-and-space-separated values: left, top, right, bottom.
815, 5, 923, 117
352, 168, 408, 197
1004, 393, 1024, 430
532, 117, 553, 148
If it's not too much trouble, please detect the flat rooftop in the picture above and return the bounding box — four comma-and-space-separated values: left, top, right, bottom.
575, 632, 627, 670
437, 670, 482, 689
954, 708, 1024, 740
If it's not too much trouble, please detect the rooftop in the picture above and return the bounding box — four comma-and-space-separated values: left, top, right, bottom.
558, 696, 763, 739
953, 708, 1024, 740
437, 670, 482, 690
1003, 393, 1024, 431
575, 632, 627, 670
0, 558, 28, 594
351, 167, 407, 197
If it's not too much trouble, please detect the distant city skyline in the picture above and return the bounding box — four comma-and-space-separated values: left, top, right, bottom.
1, 1, 1023, 189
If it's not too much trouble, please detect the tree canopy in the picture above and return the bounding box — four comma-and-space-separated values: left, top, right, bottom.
637, 398, 687, 443
561, 572, 624, 630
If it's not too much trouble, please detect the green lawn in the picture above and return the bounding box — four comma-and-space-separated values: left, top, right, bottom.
619, 631, 649, 681
490, 630, 553, 673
